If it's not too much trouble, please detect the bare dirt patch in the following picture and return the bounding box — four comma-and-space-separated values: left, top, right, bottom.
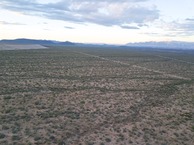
0, 44, 47, 50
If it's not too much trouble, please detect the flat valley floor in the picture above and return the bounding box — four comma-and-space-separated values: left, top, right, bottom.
0, 46, 193, 145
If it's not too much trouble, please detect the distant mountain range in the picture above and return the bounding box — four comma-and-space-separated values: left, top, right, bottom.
0, 38, 76, 46
126, 41, 194, 49
0, 38, 194, 49
0, 38, 118, 48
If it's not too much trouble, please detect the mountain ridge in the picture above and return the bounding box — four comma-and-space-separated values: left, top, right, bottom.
0, 38, 76, 46
1, 38, 194, 49
126, 41, 194, 49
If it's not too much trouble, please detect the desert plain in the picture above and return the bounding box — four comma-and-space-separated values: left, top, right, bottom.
0, 45, 193, 145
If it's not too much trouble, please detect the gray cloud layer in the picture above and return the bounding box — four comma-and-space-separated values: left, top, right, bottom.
0, 0, 159, 28
120, 25, 139, 29
165, 19, 194, 36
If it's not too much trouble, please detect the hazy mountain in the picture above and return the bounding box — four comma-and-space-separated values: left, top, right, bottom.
126, 41, 194, 49
1, 39, 194, 49
0, 38, 76, 46
0, 38, 117, 47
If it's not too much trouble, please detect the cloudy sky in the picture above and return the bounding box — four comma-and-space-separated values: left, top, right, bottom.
0, 0, 194, 44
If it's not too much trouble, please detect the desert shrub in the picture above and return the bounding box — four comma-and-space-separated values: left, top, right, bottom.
34, 136, 41, 141
192, 126, 194, 132
65, 111, 80, 119
12, 124, 21, 134
25, 128, 31, 136
3, 96, 12, 100
2, 125, 9, 130
80, 100, 85, 104
180, 112, 192, 121
118, 133, 125, 141
0, 133, 6, 139
174, 132, 179, 137
87, 142, 94, 145
129, 140, 133, 144
105, 138, 111, 142
58, 140, 66, 145
12, 135, 21, 141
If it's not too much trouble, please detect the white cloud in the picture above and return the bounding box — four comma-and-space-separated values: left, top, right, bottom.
164, 20, 194, 36
0, 0, 159, 28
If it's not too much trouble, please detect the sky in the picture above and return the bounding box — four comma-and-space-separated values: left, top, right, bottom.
0, 0, 194, 44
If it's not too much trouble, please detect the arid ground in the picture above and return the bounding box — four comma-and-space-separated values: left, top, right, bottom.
0, 46, 193, 145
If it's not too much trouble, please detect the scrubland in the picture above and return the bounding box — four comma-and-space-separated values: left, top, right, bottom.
0, 46, 193, 145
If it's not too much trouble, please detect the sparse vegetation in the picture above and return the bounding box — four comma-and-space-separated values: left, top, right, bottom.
0, 46, 193, 144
